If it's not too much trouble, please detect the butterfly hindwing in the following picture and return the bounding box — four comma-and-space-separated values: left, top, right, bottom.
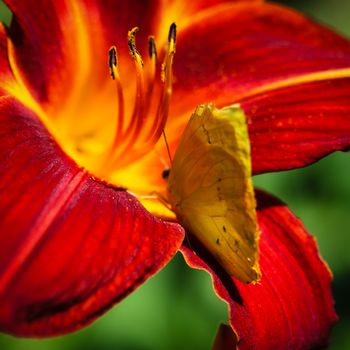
167, 104, 260, 283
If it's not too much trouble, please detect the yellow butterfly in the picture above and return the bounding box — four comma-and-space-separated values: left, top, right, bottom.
164, 103, 261, 283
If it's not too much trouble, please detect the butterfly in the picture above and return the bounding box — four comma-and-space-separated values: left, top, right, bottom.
164, 103, 261, 283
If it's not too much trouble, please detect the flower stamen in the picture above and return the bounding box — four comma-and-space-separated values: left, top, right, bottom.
108, 46, 125, 147
107, 27, 146, 165
126, 27, 146, 139
146, 36, 157, 105
103, 23, 177, 174
150, 23, 176, 144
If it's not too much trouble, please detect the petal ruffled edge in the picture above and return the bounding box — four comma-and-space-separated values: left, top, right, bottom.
181, 190, 337, 350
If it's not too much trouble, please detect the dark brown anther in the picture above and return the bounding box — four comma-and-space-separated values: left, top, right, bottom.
108, 46, 117, 80
128, 27, 140, 59
148, 36, 157, 60
168, 23, 177, 43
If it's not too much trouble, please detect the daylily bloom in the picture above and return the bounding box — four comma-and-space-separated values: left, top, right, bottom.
0, 0, 350, 348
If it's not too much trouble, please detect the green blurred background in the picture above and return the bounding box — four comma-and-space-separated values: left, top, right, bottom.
0, 0, 349, 349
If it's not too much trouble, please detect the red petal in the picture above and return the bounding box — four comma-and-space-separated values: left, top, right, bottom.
172, 2, 350, 111
4, 0, 160, 104
159, 2, 350, 179
181, 190, 337, 350
243, 78, 350, 174
159, 0, 263, 40
5, 0, 264, 106
0, 97, 184, 337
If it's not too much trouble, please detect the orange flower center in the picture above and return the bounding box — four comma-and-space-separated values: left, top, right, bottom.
7, 23, 178, 217
100, 24, 176, 177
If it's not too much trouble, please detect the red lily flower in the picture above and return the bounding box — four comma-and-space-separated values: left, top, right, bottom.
0, 0, 350, 348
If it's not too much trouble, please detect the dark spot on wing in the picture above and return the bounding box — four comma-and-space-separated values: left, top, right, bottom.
222, 225, 227, 232
201, 125, 212, 144
217, 186, 222, 201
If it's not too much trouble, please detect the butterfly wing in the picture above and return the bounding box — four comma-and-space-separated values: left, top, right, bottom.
167, 104, 260, 283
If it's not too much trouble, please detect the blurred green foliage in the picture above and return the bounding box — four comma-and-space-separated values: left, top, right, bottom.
0, 0, 349, 349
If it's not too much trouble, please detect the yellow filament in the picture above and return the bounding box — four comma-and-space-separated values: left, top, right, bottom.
108, 46, 125, 148
150, 23, 176, 144
146, 36, 157, 104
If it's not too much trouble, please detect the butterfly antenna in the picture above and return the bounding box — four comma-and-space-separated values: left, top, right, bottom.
163, 130, 173, 166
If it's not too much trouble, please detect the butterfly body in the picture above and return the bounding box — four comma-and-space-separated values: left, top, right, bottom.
166, 104, 260, 283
